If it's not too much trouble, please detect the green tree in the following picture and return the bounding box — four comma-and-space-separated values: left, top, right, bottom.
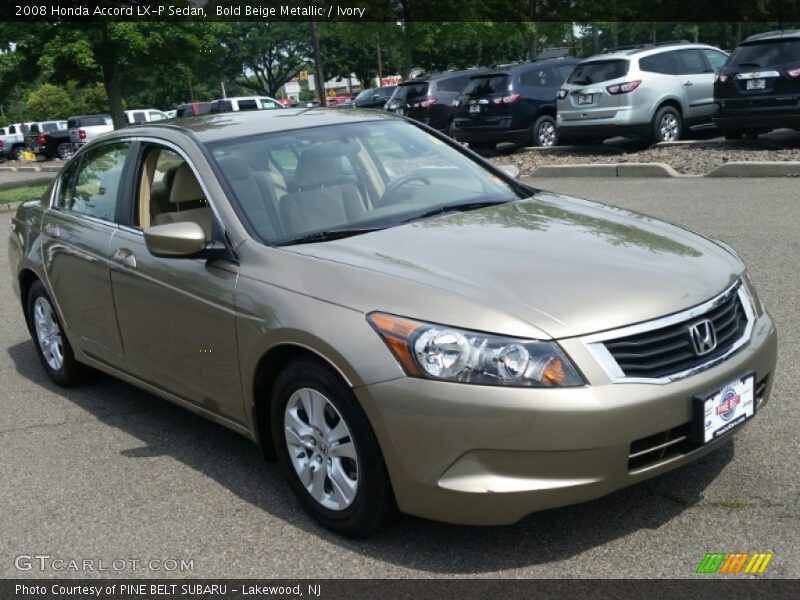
25, 84, 72, 121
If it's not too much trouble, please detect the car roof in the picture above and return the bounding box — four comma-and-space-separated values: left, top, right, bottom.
402, 68, 486, 83
113, 107, 398, 144
478, 57, 580, 75
742, 29, 800, 43
582, 43, 722, 63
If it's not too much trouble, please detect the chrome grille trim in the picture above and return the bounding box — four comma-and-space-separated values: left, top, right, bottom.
581, 279, 755, 384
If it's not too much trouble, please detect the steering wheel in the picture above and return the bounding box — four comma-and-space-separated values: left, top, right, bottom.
379, 174, 431, 207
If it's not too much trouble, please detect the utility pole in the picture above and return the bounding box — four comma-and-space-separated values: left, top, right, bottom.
309, 18, 326, 105
376, 32, 383, 85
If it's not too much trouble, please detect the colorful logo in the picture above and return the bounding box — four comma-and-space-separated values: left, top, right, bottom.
716, 388, 741, 421
696, 552, 773, 574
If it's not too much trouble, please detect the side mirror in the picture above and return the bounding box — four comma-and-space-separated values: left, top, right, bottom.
144, 221, 207, 258
496, 164, 520, 179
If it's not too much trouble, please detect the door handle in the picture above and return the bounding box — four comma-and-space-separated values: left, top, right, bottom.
683, 81, 694, 86
113, 247, 137, 268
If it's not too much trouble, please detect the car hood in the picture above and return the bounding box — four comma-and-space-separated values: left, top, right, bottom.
284, 192, 744, 339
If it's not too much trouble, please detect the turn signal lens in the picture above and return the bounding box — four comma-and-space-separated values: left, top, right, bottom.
367, 312, 584, 387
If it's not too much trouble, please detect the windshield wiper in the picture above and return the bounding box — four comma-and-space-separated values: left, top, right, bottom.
402, 199, 513, 224
277, 227, 385, 246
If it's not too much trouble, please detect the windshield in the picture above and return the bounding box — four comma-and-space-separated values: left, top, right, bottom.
567, 60, 629, 84
729, 39, 800, 67
355, 88, 376, 101
209, 120, 522, 245
464, 75, 510, 96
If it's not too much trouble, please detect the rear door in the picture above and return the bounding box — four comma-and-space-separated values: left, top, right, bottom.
675, 49, 715, 119
560, 59, 629, 121
718, 38, 800, 107
41, 141, 134, 368
458, 73, 511, 126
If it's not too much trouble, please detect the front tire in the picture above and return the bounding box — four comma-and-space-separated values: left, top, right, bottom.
26, 280, 88, 387
652, 106, 682, 143
13, 146, 25, 161
271, 358, 395, 537
532, 115, 558, 147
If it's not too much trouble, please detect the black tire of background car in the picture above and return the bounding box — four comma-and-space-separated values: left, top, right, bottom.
271, 357, 396, 537
532, 115, 558, 147
57, 143, 74, 160
13, 146, 25, 161
651, 105, 683, 144
26, 280, 90, 387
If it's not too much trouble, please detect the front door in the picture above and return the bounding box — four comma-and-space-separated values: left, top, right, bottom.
108, 144, 244, 425
675, 49, 716, 120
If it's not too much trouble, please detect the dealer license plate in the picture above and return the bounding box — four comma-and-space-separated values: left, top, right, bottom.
693, 372, 755, 444
469, 104, 481, 113
747, 78, 766, 90
578, 94, 593, 105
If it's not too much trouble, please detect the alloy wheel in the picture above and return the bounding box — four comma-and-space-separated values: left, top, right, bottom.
659, 113, 679, 141
538, 120, 557, 146
283, 387, 359, 511
33, 296, 64, 371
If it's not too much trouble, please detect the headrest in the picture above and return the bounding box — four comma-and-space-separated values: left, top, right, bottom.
163, 165, 179, 190
169, 163, 205, 204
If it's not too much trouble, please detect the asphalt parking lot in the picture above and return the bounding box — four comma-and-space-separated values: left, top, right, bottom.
0, 177, 798, 579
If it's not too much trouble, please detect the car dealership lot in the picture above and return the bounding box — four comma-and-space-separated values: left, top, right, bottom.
0, 177, 798, 579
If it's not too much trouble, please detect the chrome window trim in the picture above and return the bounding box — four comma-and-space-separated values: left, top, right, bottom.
581, 279, 755, 384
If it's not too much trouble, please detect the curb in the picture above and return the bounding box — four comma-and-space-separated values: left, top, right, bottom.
530, 163, 680, 178
0, 176, 55, 191
527, 161, 800, 178
706, 161, 800, 177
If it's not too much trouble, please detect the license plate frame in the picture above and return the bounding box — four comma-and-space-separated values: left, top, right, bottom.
578, 94, 593, 105
691, 371, 756, 445
746, 78, 766, 90
469, 104, 481, 114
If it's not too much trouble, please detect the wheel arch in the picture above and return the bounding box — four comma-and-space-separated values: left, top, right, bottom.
653, 97, 684, 121
250, 342, 356, 462
18, 268, 41, 330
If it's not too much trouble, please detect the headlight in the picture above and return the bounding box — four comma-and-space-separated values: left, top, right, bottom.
367, 312, 584, 387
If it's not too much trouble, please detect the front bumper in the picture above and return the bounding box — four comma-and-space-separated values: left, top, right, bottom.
355, 313, 777, 525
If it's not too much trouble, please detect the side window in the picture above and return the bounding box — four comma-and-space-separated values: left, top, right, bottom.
520, 68, 553, 87
149, 111, 166, 121
8, 125, 16, 134
73, 144, 130, 220
237, 99, 258, 111
555, 65, 574, 83
703, 49, 728, 72
29, 124, 40, 134
131, 112, 146, 124
675, 49, 707, 75
136, 146, 214, 240
640, 52, 676, 75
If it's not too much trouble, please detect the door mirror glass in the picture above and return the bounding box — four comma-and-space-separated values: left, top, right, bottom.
144, 221, 207, 258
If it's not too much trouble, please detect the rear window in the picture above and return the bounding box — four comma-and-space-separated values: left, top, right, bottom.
392, 82, 430, 102
42, 122, 60, 133
567, 60, 629, 84
729, 39, 800, 67
464, 75, 510, 95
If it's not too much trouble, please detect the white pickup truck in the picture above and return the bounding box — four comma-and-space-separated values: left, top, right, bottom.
0, 124, 27, 160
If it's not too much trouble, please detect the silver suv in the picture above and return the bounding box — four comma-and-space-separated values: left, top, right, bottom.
557, 42, 728, 143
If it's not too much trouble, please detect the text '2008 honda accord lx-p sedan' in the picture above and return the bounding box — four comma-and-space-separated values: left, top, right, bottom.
8, 108, 777, 536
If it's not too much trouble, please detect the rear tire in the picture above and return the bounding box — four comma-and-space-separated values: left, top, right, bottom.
531, 115, 558, 147
271, 357, 395, 537
57, 143, 74, 160
26, 280, 89, 387
652, 106, 682, 143
12, 146, 25, 161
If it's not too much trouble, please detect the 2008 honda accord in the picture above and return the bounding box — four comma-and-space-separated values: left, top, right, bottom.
8, 109, 777, 536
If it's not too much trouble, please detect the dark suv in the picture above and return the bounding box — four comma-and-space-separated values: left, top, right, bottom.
451, 56, 579, 148
714, 30, 800, 138
384, 70, 481, 133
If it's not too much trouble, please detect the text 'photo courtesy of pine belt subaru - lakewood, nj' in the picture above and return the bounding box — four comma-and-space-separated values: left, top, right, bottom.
8, 109, 777, 537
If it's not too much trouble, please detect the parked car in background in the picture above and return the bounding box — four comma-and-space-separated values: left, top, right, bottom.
557, 42, 729, 143
209, 96, 285, 113
385, 69, 482, 133
714, 29, 800, 138
327, 95, 353, 107
125, 109, 170, 124
0, 123, 28, 160
24, 120, 72, 160
165, 110, 177, 119
452, 54, 579, 148
68, 115, 114, 150
8, 109, 777, 536
176, 102, 212, 118
353, 86, 397, 109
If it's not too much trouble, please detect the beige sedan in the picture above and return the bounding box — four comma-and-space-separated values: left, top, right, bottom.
8, 109, 777, 536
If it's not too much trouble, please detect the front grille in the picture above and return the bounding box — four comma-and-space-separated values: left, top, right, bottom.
602, 285, 748, 380
627, 373, 770, 472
